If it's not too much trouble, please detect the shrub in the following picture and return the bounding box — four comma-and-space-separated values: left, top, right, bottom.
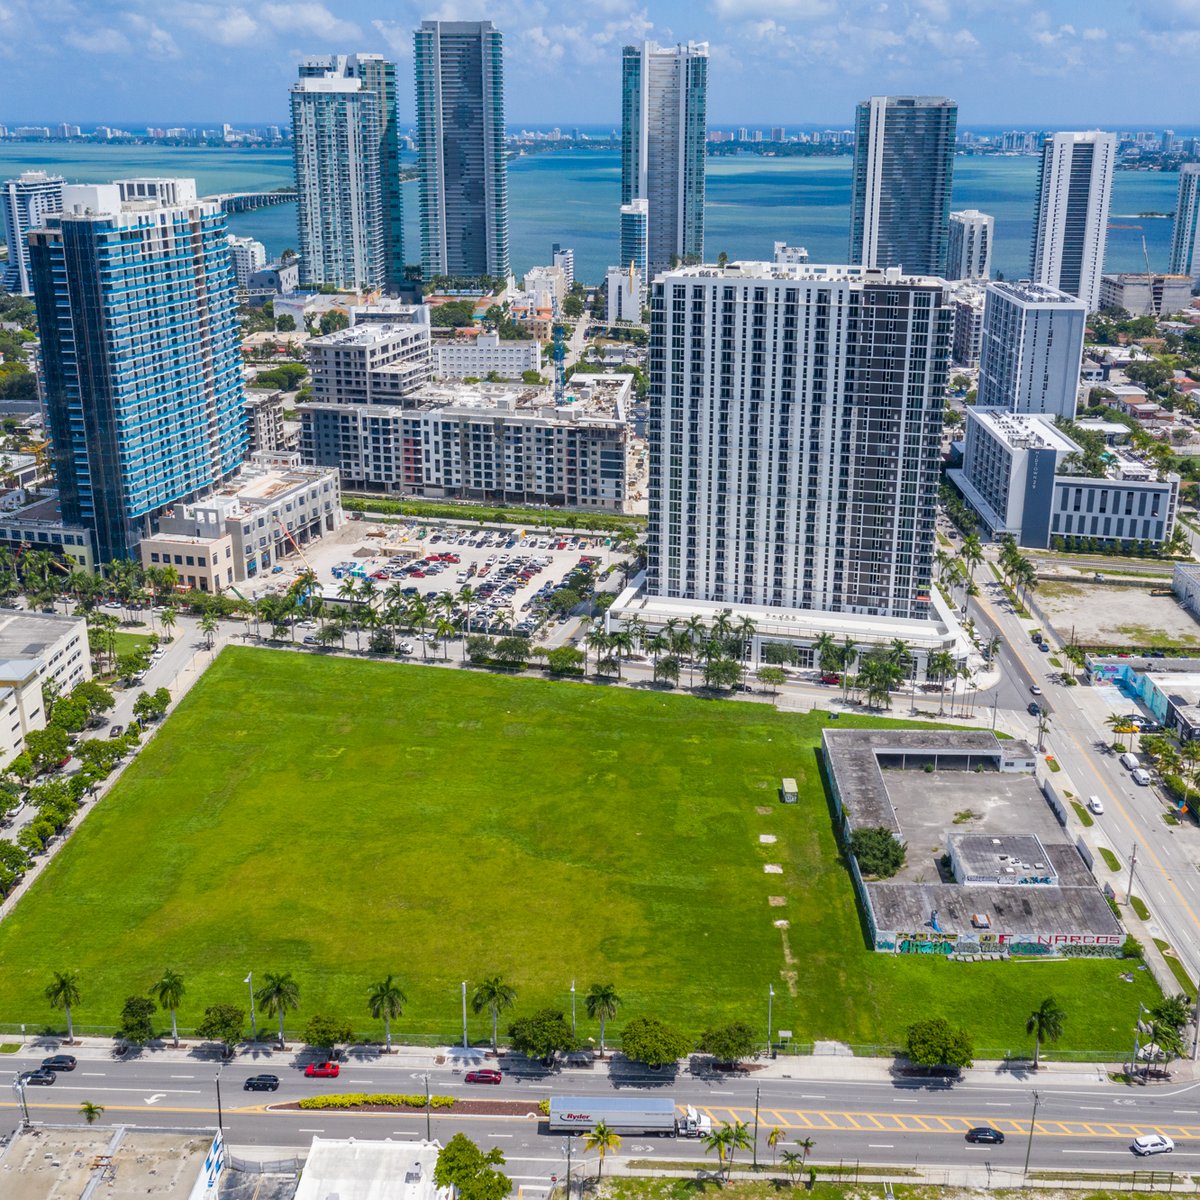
298, 1093, 457, 1110
848, 827, 906, 878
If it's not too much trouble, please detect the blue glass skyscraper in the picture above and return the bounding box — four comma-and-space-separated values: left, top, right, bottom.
29, 181, 248, 563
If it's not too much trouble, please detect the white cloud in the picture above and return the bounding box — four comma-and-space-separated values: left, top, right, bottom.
65, 26, 132, 54
125, 12, 180, 58
371, 19, 413, 58
260, 2, 361, 42
711, 0, 835, 16
1081, 26, 1107, 40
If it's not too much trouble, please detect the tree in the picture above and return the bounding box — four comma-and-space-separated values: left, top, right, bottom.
199, 611, 218, 649
25, 726, 69, 774
302, 1014, 353, 1057
367, 975, 407, 1053
701, 1123, 733, 1174
1025, 996, 1066, 1068
796, 1136, 815, 1166
766, 1125, 784, 1166
1151, 993, 1193, 1036
117, 995, 157, 1047
320, 309, 350, 335
45, 970, 81, 1043
619, 1015, 691, 1067
703, 1121, 751, 1179
256, 972, 301, 1047
756, 666, 786, 694
654, 655, 681, 686
473, 975, 518, 1055
195, 1004, 244, 1058
79, 1101, 105, 1125
150, 969, 186, 1048
507, 1008, 576, 1062
545, 645, 585, 676
434, 1133, 512, 1200
702, 657, 741, 690
848, 826, 906, 878
584, 983, 622, 1056
492, 636, 530, 669
699, 1020, 757, 1067
781, 1149, 804, 1182
905, 1017, 974, 1069
562, 294, 584, 319
583, 1121, 621, 1178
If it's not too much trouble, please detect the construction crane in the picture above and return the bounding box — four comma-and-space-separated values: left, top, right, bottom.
273, 515, 317, 579
552, 318, 566, 403
1107, 223, 1153, 274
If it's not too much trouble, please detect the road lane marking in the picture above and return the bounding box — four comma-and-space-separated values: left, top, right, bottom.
1079, 1106, 1105, 1111
985, 1103, 1012, 1107
868, 1144, 894, 1148
170, 1075, 195, 1079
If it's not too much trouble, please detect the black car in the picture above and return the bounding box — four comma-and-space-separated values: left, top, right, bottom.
41, 1054, 76, 1072
965, 1126, 1005, 1145
1028, 701, 1041, 716
244, 1074, 280, 1092
18, 1068, 56, 1086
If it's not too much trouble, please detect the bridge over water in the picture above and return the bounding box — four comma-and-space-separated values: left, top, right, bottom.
210, 191, 296, 213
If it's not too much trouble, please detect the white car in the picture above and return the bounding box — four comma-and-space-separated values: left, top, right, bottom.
1132, 1133, 1173, 1156
1087, 795, 1104, 815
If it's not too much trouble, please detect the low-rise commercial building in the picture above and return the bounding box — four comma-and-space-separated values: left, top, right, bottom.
951, 408, 1179, 549
0, 609, 91, 762
1099, 272, 1194, 317
308, 310, 431, 404
248, 259, 300, 298
294, 1137, 451, 1200
823, 728, 1123, 957
301, 377, 629, 509
244, 391, 290, 454
0, 492, 96, 570
140, 453, 343, 587
433, 330, 540, 379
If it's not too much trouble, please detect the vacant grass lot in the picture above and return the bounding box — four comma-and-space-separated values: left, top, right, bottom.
0, 650, 1158, 1053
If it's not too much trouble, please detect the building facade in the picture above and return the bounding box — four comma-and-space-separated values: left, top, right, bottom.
1, 171, 64, 295
620, 41, 708, 277
647, 262, 950, 620
953, 408, 1179, 549
551, 244, 575, 288
1030, 131, 1116, 311
415, 21, 509, 279
1169, 164, 1200, 282
976, 281, 1086, 419
227, 235, 267, 291
290, 56, 387, 290
308, 309, 431, 404
849, 96, 957, 276
434, 331, 540, 378
301, 381, 627, 508
1098, 273, 1194, 317
29, 182, 248, 563
606, 265, 643, 324
141, 453, 343, 585
951, 287, 986, 368
946, 209, 993, 281
619, 199, 649, 276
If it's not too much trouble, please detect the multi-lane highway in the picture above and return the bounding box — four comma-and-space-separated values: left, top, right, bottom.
3, 1050, 1197, 1179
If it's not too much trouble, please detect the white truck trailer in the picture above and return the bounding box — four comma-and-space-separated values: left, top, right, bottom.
547, 1097, 711, 1137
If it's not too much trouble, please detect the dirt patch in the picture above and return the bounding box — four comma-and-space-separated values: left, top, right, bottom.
754, 806, 772, 815
1035, 581, 1200, 648
767, 896, 786, 907
272, 1098, 540, 1116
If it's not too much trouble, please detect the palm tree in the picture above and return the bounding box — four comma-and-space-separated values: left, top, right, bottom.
584, 983, 621, 1057
839, 638, 858, 703
255, 972, 301, 1048
780, 1150, 803, 1183
701, 1124, 732, 1175
199, 610, 218, 649
796, 1136, 815, 1166
367, 975, 407, 1054
723, 1121, 753, 1178
766, 1126, 784, 1166
79, 1101, 105, 1125
45, 970, 81, 1043
159, 606, 177, 643
927, 650, 956, 715
1105, 712, 1134, 749
149, 969, 186, 1048
684, 615, 705, 687
812, 632, 839, 675
961, 533, 984, 583
1025, 996, 1066, 1068
735, 615, 757, 679
471, 976, 517, 1055
583, 1121, 621, 1178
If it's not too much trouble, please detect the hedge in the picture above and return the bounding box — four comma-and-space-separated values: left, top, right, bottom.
298, 1093, 457, 1110
343, 495, 643, 534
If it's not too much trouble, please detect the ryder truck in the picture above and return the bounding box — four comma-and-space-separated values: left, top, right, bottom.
547, 1097, 711, 1137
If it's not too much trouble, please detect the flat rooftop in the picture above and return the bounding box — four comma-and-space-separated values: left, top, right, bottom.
0, 1127, 212, 1200
0, 608, 81, 659
293, 1137, 449, 1200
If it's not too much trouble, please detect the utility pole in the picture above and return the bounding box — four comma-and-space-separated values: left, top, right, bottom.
565, 1134, 573, 1200
1127, 844, 1139, 906
767, 984, 774, 1055
571, 980, 576, 1038
1021, 1089, 1040, 1179
461, 981, 469, 1049
424, 1072, 432, 1140
215, 1070, 224, 1134
244, 973, 256, 1040
1192, 989, 1200, 1061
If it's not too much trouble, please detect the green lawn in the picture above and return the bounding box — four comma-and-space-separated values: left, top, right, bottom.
111, 632, 153, 656
0, 649, 1159, 1053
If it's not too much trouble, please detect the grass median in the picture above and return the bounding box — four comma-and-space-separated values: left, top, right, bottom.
0, 648, 1159, 1052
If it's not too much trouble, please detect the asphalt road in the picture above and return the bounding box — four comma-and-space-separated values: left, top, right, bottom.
3, 1053, 1198, 1177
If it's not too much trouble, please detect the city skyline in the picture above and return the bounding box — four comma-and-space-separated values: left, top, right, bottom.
2, 2, 1200, 126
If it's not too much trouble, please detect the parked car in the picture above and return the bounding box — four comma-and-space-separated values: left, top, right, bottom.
1132, 1133, 1174, 1156
304, 1061, 340, 1078
465, 1069, 503, 1084
18, 1068, 56, 1086
41, 1055, 76, 1072
820, 673, 841, 685
965, 1126, 1005, 1145
244, 1074, 280, 1091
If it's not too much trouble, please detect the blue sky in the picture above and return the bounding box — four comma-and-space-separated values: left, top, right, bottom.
2, 1, 1198, 127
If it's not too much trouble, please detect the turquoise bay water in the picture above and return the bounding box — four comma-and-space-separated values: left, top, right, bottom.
0, 143, 1180, 284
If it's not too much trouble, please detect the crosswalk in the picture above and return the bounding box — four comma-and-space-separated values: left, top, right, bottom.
695, 1104, 1200, 1141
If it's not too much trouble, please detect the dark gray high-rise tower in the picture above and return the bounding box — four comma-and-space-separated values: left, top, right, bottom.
849, 96, 957, 276
415, 20, 509, 279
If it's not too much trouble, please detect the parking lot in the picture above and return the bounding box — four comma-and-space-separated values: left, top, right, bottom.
250, 518, 630, 643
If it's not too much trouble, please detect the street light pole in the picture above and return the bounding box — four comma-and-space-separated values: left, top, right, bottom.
1127, 844, 1139, 906
570, 981, 576, 1038
423, 1072, 432, 1141
1021, 1089, 1040, 1180
752, 1085, 760, 1169
215, 1070, 224, 1134
12, 1078, 29, 1129
767, 984, 774, 1055
244, 972, 256, 1041
461, 981, 468, 1049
